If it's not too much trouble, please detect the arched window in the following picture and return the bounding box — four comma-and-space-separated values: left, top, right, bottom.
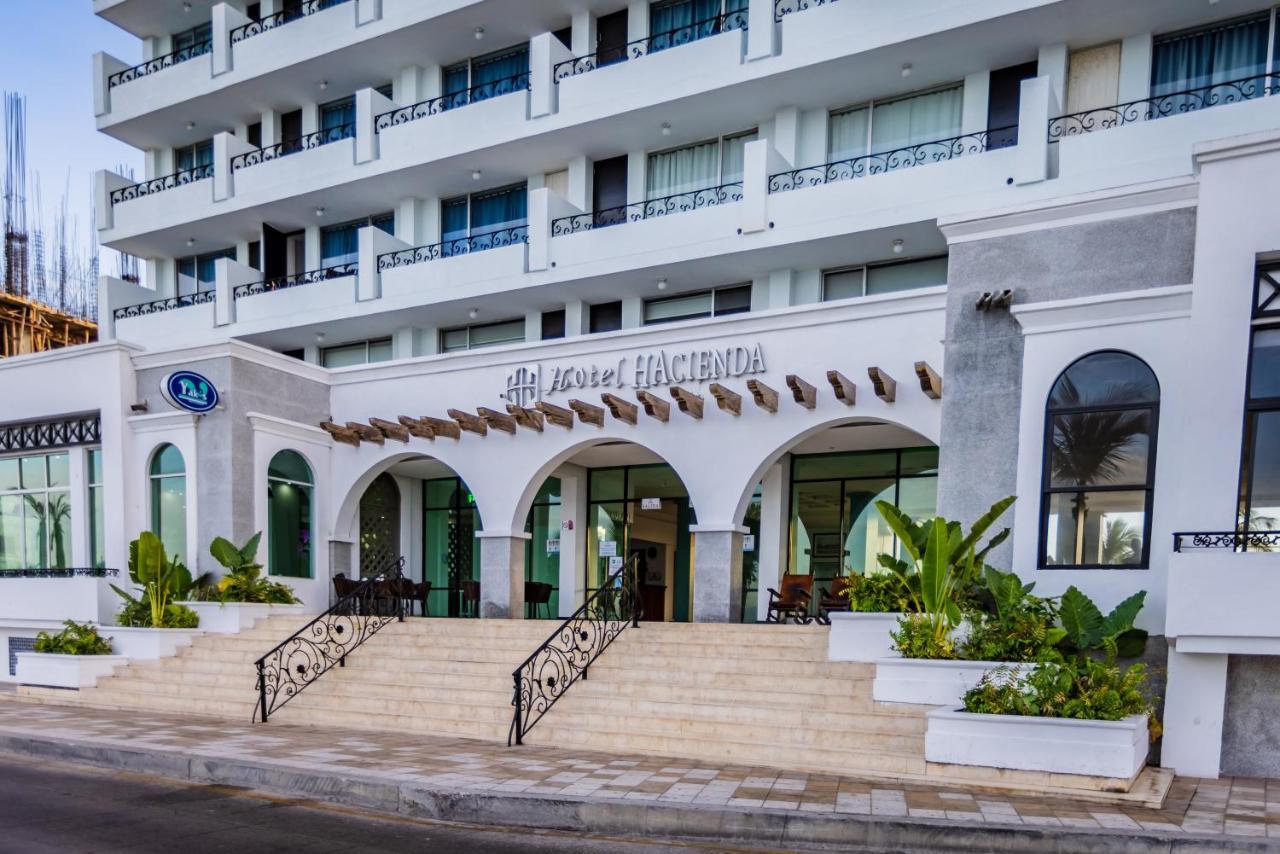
1040, 352, 1159, 568
268, 451, 314, 578
149, 444, 186, 561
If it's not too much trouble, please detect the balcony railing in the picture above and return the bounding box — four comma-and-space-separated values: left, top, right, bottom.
553, 10, 748, 82
107, 41, 212, 88
774, 0, 839, 21
109, 164, 214, 205
374, 72, 530, 132
231, 124, 356, 171
551, 183, 743, 236
233, 263, 357, 299
113, 291, 214, 321
1048, 73, 1280, 140
377, 225, 528, 271
1173, 531, 1280, 553
229, 0, 353, 44
0, 568, 118, 579
768, 127, 1012, 193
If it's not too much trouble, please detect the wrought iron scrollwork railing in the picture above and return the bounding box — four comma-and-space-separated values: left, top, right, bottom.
768, 127, 1013, 193
374, 72, 531, 132
112, 291, 215, 321
232, 263, 357, 299
550, 182, 743, 236
229, 0, 353, 44
510, 554, 641, 746
773, 0, 839, 21
108, 40, 212, 88
231, 124, 356, 171
254, 557, 406, 723
0, 568, 118, 579
1172, 531, 1280, 553
1048, 73, 1280, 140
553, 10, 748, 82
377, 225, 528, 271
109, 164, 214, 205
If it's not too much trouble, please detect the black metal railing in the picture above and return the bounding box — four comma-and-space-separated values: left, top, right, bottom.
774, 0, 839, 21
551, 182, 743, 236
377, 225, 528, 271
229, 0, 353, 44
0, 568, 118, 579
1173, 531, 1280, 553
230, 124, 356, 171
510, 554, 641, 746
1048, 73, 1280, 140
553, 10, 747, 82
108, 40, 212, 88
233, 263, 357, 299
374, 72, 530, 132
254, 557, 406, 723
109, 164, 214, 205
768, 127, 1013, 193
113, 291, 215, 321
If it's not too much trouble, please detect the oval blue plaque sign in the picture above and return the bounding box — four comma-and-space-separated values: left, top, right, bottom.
161, 371, 219, 414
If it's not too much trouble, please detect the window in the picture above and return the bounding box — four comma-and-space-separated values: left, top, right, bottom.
422, 477, 481, 617
176, 247, 235, 296
1239, 264, 1280, 533
1040, 352, 1159, 568
268, 451, 313, 578
643, 284, 751, 325
541, 309, 566, 340
321, 338, 393, 368
441, 184, 527, 254
524, 478, 562, 618
646, 130, 756, 199
590, 301, 622, 333
1152, 13, 1270, 98
829, 85, 964, 162
0, 452, 71, 571
319, 96, 356, 143
88, 449, 105, 569
171, 22, 212, 55
823, 256, 948, 302
320, 213, 394, 268
175, 140, 213, 175
149, 444, 187, 563
440, 319, 526, 353
442, 44, 530, 108
648, 0, 748, 53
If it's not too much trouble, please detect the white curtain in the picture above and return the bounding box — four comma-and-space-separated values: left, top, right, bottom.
828, 106, 869, 162
870, 87, 963, 152
647, 140, 719, 198
719, 131, 757, 184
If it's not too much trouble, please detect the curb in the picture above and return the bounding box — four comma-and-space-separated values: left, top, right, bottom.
0, 732, 1267, 853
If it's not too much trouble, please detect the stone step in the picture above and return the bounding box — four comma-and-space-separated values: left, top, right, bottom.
29, 689, 253, 719
274, 705, 511, 741
584, 655, 868, 678
550, 696, 925, 734
567, 679, 880, 710
283, 692, 511, 723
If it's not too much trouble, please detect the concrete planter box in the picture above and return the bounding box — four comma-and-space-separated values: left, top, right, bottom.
827, 612, 904, 662
15, 653, 128, 689
177, 602, 305, 634
102, 627, 202, 660
873, 658, 1034, 706
926, 709, 1149, 780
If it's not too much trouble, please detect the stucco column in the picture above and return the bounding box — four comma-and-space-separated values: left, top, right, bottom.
690, 524, 747, 623
477, 532, 529, 618
1161, 646, 1229, 778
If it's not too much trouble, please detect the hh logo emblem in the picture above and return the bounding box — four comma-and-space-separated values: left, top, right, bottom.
505, 365, 541, 408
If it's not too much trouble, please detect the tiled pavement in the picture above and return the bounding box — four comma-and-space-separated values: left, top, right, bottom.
0, 697, 1277, 845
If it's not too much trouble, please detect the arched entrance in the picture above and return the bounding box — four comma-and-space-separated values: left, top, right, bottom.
358, 472, 400, 574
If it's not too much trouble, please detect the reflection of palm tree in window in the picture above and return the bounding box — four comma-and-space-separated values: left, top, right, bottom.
1239, 509, 1278, 551
23, 494, 69, 568
1100, 517, 1141, 565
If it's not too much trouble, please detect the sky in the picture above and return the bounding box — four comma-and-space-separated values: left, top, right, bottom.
0, 2, 142, 273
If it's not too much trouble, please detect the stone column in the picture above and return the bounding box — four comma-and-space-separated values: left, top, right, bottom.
690, 524, 747, 623
477, 532, 530, 618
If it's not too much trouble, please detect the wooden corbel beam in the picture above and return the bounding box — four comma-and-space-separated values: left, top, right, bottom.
535, 401, 574, 429
568, 399, 604, 427
709, 383, 741, 416
746, 379, 778, 413
420, 415, 462, 440
447, 409, 488, 437
826, 371, 856, 407
369, 417, 410, 443
914, 361, 942, 399
506, 404, 545, 433
786, 374, 817, 410
477, 406, 517, 434
600, 393, 638, 426
397, 416, 435, 440
320, 421, 361, 447
867, 367, 897, 403
634, 389, 670, 422
344, 421, 384, 445
669, 386, 704, 419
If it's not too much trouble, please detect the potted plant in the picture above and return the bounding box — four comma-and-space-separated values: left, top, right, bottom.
105, 532, 203, 659
827, 569, 915, 662
14, 620, 127, 689
180, 533, 304, 633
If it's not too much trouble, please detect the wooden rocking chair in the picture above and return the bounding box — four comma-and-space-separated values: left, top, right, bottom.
765, 574, 814, 624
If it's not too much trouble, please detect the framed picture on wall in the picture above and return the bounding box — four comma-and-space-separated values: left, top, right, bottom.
810, 533, 842, 560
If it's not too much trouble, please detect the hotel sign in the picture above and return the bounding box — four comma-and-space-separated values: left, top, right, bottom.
161, 370, 219, 414
504, 343, 766, 407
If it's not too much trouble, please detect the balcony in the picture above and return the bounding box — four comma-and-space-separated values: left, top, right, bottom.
377, 226, 529, 271
1166, 530, 1280, 654
773, 0, 839, 21
373, 73, 531, 133
551, 183, 744, 236
0, 568, 120, 625
229, 0, 354, 45
230, 124, 356, 172
232, 263, 358, 299
552, 9, 749, 83
107, 40, 211, 89
109, 164, 213, 205
112, 290, 214, 321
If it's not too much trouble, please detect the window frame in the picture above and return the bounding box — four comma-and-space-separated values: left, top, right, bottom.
320, 337, 394, 368
441, 182, 529, 242
439, 318, 526, 353
175, 247, 236, 295
147, 443, 187, 564
645, 128, 758, 200
821, 254, 949, 302
1237, 261, 1280, 533
827, 81, 965, 161
0, 451, 72, 571
267, 450, 315, 579
642, 283, 752, 325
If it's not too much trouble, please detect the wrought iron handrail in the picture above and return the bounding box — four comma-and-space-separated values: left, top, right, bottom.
774, 0, 839, 21
1048, 73, 1280, 140
374, 71, 531, 132
553, 10, 748, 81
231, 124, 356, 171
230, 0, 354, 44
108, 40, 212, 88
377, 224, 529, 271
551, 182, 743, 236
1172, 531, 1280, 553
254, 557, 406, 723
0, 568, 118, 579
109, 164, 214, 205
233, 263, 357, 299
510, 554, 642, 745
113, 291, 214, 321
768, 126, 1014, 193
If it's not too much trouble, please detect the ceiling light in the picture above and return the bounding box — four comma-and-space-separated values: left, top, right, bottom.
469, 308, 479, 319
656, 278, 668, 291
185, 237, 196, 247
901, 63, 913, 78
315, 332, 326, 344
474, 26, 485, 40
182, 2, 192, 10
471, 169, 482, 181
315, 207, 326, 217
185, 120, 195, 131
318, 80, 329, 91
892, 238, 904, 255
661, 122, 672, 136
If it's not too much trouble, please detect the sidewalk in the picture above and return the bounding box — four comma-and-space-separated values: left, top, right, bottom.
0, 696, 1275, 852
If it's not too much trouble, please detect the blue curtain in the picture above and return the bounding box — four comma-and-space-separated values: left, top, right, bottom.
442, 198, 470, 256
177, 141, 213, 174
321, 224, 359, 267
650, 0, 720, 52
471, 185, 527, 234
1152, 14, 1268, 97
471, 47, 530, 103
320, 99, 355, 141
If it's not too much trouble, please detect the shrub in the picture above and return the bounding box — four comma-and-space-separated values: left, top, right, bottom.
111, 531, 201, 628
33, 620, 112, 656
116, 599, 199, 629
891, 613, 958, 659
960, 568, 1065, 663
842, 572, 914, 613
208, 533, 300, 605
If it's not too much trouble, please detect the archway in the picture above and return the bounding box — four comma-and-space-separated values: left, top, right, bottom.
358, 472, 400, 573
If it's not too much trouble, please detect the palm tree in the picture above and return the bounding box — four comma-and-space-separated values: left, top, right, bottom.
1100, 518, 1141, 564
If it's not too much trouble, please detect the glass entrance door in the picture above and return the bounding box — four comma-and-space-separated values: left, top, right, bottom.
422, 477, 481, 617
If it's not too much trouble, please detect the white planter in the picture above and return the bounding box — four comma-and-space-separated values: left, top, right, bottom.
102, 627, 203, 660
827, 612, 904, 662
15, 653, 128, 689
926, 709, 1149, 781
873, 658, 1034, 706
177, 602, 306, 634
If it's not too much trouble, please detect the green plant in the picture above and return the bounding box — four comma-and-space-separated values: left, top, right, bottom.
1057, 585, 1148, 660
33, 620, 113, 655
208, 533, 300, 605
960, 568, 1065, 663
891, 613, 958, 659
110, 532, 201, 628
841, 571, 914, 613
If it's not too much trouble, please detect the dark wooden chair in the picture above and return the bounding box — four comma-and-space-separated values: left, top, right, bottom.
411, 580, 431, 616
765, 574, 814, 624
818, 576, 855, 624
460, 580, 481, 617
525, 581, 554, 619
